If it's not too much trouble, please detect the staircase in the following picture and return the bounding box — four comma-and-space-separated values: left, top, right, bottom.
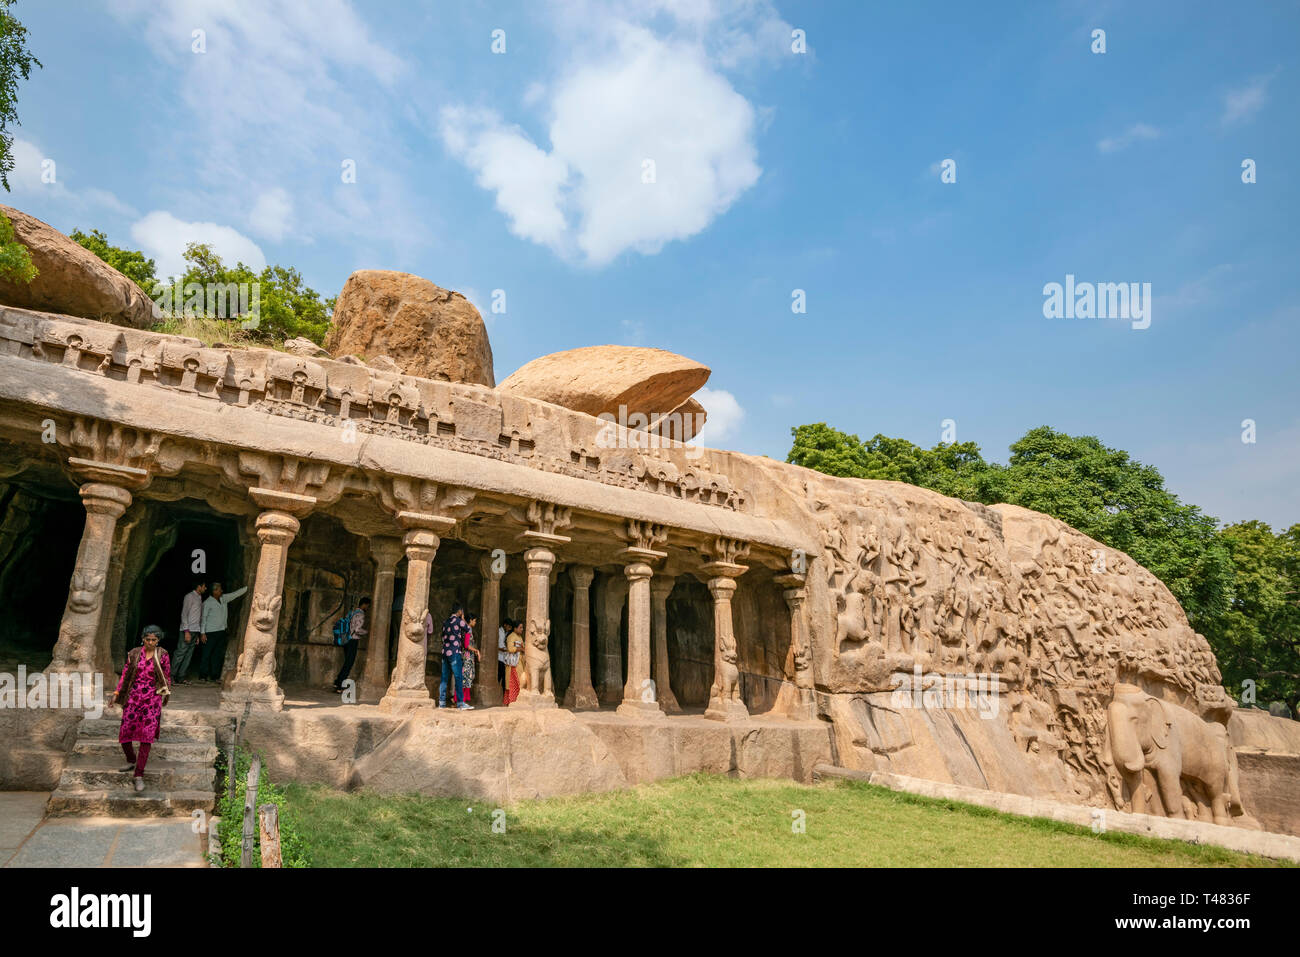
47, 711, 218, 817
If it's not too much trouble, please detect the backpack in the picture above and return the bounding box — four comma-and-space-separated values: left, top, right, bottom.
332, 609, 357, 646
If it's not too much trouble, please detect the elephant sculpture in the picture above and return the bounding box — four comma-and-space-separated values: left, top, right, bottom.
1104, 683, 1244, 826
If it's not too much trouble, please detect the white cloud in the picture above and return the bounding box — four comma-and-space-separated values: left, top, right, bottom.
1221, 73, 1274, 126
8, 137, 136, 218
130, 211, 266, 281
694, 386, 745, 444
438, 2, 787, 266
440, 108, 570, 248
1097, 123, 1160, 154
248, 188, 293, 241
109, 1, 419, 254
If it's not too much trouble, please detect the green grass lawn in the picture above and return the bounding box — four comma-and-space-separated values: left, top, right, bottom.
279, 774, 1290, 868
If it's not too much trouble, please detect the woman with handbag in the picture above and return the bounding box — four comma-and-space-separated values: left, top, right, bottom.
108, 624, 172, 793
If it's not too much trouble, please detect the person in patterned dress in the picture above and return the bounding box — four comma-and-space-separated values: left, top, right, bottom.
109, 624, 172, 792
503, 619, 524, 705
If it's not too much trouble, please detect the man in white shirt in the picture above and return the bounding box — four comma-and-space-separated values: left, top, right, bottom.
174, 579, 206, 684
198, 581, 248, 682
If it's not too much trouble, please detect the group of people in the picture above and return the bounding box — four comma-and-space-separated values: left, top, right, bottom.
106, 578, 250, 789
109, 586, 533, 791
329, 598, 532, 708
174, 578, 248, 685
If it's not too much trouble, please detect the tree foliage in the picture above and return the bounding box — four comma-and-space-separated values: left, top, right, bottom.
788, 422, 1295, 709
70, 228, 157, 288
1215, 522, 1300, 714
73, 231, 336, 346
0, 0, 41, 193
153, 242, 335, 344
0, 208, 34, 282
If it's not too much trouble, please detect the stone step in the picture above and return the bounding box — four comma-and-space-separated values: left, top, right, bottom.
46, 788, 215, 818
72, 738, 219, 764
77, 717, 216, 744
58, 756, 216, 794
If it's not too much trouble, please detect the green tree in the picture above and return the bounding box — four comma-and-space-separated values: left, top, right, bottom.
0, 0, 41, 193
987, 427, 1233, 631
70, 228, 157, 288
0, 207, 34, 282
1216, 522, 1300, 714
787, 423, 995, 501
153, 242, 334, 345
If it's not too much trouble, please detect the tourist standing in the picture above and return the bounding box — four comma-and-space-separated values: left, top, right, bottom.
333, 597, 370, 692
497, 617, 512, 690
197, 581, 247, 682
174, 579, 206, 684
503, 619, 524, 705
438, 602, 473, 710
461, 613, 481, 705
109, 624, 171, 792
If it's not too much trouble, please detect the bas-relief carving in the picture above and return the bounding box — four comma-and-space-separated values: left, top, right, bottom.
809, 480, 1251, 824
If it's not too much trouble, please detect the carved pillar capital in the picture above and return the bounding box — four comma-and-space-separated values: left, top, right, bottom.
480, 552, 506, 581
569, 563, 595, 590
79, 482, 134, 518
524, 546, 557, 575
624, 561, 654, 583
254, 509, 301, 547
402, 527, 441, 562
369, 535, 405, 568
707, 576, 739, 601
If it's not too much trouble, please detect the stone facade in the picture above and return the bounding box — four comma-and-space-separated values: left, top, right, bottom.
0, 303, 1295, 833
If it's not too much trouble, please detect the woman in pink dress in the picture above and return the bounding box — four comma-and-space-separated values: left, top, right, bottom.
108, 624, 171, 792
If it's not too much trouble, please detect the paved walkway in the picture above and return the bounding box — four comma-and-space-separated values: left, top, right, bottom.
0, 792, 208, 868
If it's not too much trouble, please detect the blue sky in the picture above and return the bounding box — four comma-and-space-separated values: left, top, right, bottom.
11, 0, 1298, 529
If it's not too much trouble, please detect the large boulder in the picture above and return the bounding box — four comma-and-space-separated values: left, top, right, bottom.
0, 205, 155, 328
498, 345, 710, 420
324, 270, 494, 386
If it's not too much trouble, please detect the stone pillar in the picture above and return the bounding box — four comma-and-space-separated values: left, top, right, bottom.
562, 565, 598, 710
359, 536, 402, 703
618, 561, 661, 716
379, 527, 441, 713
650, 576, 681, 714
702, 559, 748, 721
596, 573, 628, 707
222, 488, 314, 713
776, 573, 815, 719
511, 547, 558, 708
476, 553, 504, 707
49, 474, 138, 676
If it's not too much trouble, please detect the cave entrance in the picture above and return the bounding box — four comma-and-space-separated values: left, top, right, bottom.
0, 481, 85, 672
127, 505, 246, 669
